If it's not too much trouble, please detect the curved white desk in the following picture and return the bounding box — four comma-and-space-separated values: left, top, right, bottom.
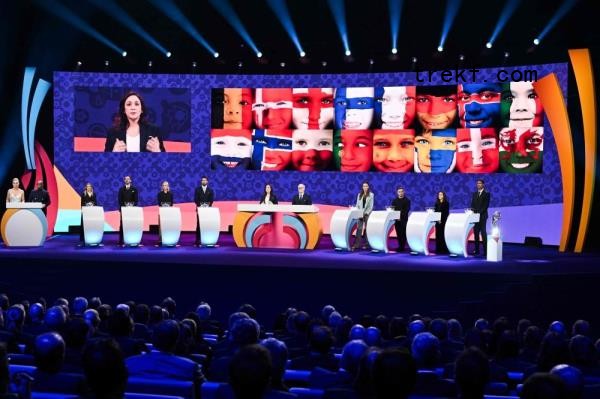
121, 206, 144, 246
82, 206, 104, 246
159, 206, 181, 246
1, 203, 47, 247
367, 210, 401, 253
445, 211, 480, 257
406, 211, 441, 255
330, 208, 363, 251
197, 206, 220, 246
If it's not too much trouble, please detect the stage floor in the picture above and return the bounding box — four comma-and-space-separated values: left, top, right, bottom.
1, 232, 597, 276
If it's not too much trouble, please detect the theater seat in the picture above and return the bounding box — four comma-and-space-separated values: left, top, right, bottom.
7, 353, 35, 365
31, 393, 79, 399
283, 369, 311, 383
289, 388, 324, 399
125, 393, 185, 399
8, 364, 36, 377
126, 377, 194, 399
200, 382, 223, 399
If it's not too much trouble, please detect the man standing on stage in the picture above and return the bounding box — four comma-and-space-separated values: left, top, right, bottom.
292, 183, 312, 205
391, 187, 410, 252
194, 176, 215, 246
118, 176, 138, 246
28, 180, 51, 215
470, 179, 490, 255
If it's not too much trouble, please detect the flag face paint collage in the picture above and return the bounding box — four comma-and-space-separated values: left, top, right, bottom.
211, 84, 544, 173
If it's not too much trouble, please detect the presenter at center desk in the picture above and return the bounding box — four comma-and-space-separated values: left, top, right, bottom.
28, 180, 51, 215
259, 184, 278, 205
157, 181, 173, 246
117, 176, 138, 246
352, 181, 374, 251
80, 183, 98, 243
291, 183, 312, 205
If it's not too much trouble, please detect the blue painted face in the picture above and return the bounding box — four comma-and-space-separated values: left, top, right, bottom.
458, 83, 502, 128
334, 87, 375, 129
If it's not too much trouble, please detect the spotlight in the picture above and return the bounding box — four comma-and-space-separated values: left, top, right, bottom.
280, 62, 286, 67
77, 61, 83, 67
166, 51, 172, 58
459, 54, 465, 61
533, 38, 540, 45
321, 61, 327, 67
148, 60, 153, 67
411, 56, 417, 63
192, 61, 198, 68
104, 60, 110, 67
256, 51, 263, 58
299, 51, 306, 57
486, 42, 492, 49
504, 51, 510, 58
345, 50, 351, 56
368, 58, 374, 65
391, 48, 398, 54
238, 61, 243, 68
213, 52, 220, 58
122, 51, 128, 57
437, 46, 443, 52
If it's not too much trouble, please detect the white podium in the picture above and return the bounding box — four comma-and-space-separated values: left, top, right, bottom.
445, 211, 480, 257
121, 206, 144, 246
367, 210, 401, 253
82, 206, 104, 246
487, 232, 503, 262
197, 206, 220, 246
406, 211, 441, 255
330, 208, 363, 251
1, 203, 47, 247
158, 206, 181, 246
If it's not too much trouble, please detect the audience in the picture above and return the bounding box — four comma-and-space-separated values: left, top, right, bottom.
82, 338, 128, 399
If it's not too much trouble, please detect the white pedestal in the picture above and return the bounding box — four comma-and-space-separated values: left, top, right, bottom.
1, 203, 47, 247
445, 212, 480, 257
487, 234, 503, 262
159, 207, 181, 246
330, 208, 363, 251
407, 211, 441, 255
367, 210, 401, 253
82, 206, 104, 246
197, 207, 220, 246
121, 206, 144, 246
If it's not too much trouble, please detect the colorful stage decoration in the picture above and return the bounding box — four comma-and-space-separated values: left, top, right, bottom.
1, 203, 47, 247
330, 208, 363, 251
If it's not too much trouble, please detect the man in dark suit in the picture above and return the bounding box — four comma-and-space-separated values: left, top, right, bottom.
28, 180, 51, 215
117, 176, 138, 246
470, 179, 490, 255
194, 176, 215, 246
291, 183, 312, 205
392, 187, 411, 251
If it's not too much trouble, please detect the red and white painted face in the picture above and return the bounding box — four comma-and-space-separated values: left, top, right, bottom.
378, 86, 416, 129
210, 129, 253, 169
291, 129, 333, 171
253, 88, 293, 129
292, 88, 334, 129
223, 88, 253, 129
456, 128, 499, 173
507, 81, 543, 127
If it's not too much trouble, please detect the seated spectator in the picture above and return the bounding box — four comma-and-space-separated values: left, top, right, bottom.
492, 329, 533, 372
372, 348, 416, 399
411, 332, 441, 370
97, 304, 112, 333
519, 326, 542, 364
161, 297, 177, 319
132, 304, 150, 341
517, 319, 533, 344
229, 344, 272, 399
407, 320, 426, 342
569, 335, 600, 376
521, 372, 567, 399
180, 318, 213, 360
571, 320, 590, 338
365, 326, 382, 347
196, 302, 222, 337
32, 332, 87, 394
530, 332, 570, 374
549, 321, 567, 338
289, 325, 338, 371
72, 297, 88, 318
349, 324, 366, 342
333, 316, 353, 350
84, 309, 107, 339
328, 312, 342, 331
455, 347, 490, 399
238, 304, 257, 320
321, 305, 336, 324
339, 340, 369, 383
374, 315, 390, 341
107, 311, 148, 358
82, 338, 128, 399
44, 306, 68, 335
550, 364, 583, 399
474, 318, 489, 331
353, 347, 381, 398
447, 318, 464, 347
260, 338, 290, 392
209, 318, 260, 382
384, 317, 408, 349
88, 297, 102, 310
23, 302, 46, 337
63, 317, 90, 371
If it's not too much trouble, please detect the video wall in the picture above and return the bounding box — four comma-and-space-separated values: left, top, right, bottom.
53, 64, 566, 242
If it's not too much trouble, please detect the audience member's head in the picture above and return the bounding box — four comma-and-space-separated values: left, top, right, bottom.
365, 326, 382, 347
64, 318, 89, 349
115, 303, 130, 317
84, 309, 101, 330
230, 318, 260, 347
389, 317, 407, 338
474, 318, 489, 331
97, 304, 113, 321
335, 316, 354, 346
549, 321, 567, 338
89, 297, 102, 309
260, 338, 288, 388
34, 332, 66, 373
569, 334, 596, 368
355, 347, 381, 395
72, 296, 88, 316
196, 303, 212, 321
448, 318, 463, 341
495, 329, 519, 359
82, 338, 128, 399
152, 320, 180, 353
518, 319, 533, 342
359, 314, 374, 328
524, 326, 542, 351
571, 320, 590, 338
108, 311, 134, 338
521, 372, 567, 399
340, 340, 369, 375
30, 302, 45, 323
375, 315, 390, 339
6, 305, 25, 332
328, 311, 343, 329
550, 364, 583, 399
229, 344, 272, 399
455, 347, 490, 399
229, 311, 250, 330
429, 318, 448, 341
408, 320, 426, 341
44, 306, 67, 332
149, 305, 164, 326
372, 348, 417, 399
133, 304, 150, 325
411, 332, 441, 369
0, 294, 9, 310
238, 304, 257, 320
161, 297, 177, 319
54, 297, 69, 308
293, 311, 310, 335
321, 305, 336, 321
349, 324, 366, 341
538, 332, 570, 372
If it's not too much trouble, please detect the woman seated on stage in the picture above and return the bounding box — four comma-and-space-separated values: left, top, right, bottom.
259, 183, 278, 205
6, 178, 25, 203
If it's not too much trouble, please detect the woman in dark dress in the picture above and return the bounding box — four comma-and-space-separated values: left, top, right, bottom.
80, 183, 98, 244
434, 191, 450, 254
259, 183, 278, 205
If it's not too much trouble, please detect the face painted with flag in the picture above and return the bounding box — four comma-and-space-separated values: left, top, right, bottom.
334, 87, 375, 129
291, 129, 333, 171
415, 85, 458, 130
292, 88, 334, 129
252, 88, 293, 129
458, 83, 502, 128
499, 127, 544, 173
501, 82, 544, 128
333, 129, 373, 172
251, 129, 293, 171
456, 128, 499, 173
414, 129, 457, 173
211, 88, 253, 129
372, 129, 415, 173
374, 86, 416, 129
210, 129, 252, 170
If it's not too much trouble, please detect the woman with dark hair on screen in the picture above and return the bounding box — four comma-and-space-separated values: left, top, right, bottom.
104, 91, 165, 152
434, 191, 450, 254
80, 182, 98, 244
259, 183, 278, 205
352, 181, 374, 251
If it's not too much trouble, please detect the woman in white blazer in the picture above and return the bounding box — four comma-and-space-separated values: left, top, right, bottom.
353, 181, 374, 250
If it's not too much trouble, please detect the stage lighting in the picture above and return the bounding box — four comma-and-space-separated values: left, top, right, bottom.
504, 51, 510, 58
345, 50, 351, 56
166, 51, 172, 58
321, 61, 327, 67
121, 51, 127, 57
256, 51, 263, 58
104, 60, 110, 67
437, 46, 443, 52
280, 62, 286, 67
391, 48, 398, 54
459, 54, 465, 61
238, 61, 243, 68
148, 61, 153, 67
369, 58, 374, 65
77, 61, 83, 67
533, 38, 540, 45
300, 51, 306, 57
192, 61, 197, 68
213, 52, 219, 58
411, 56, 417, 63
486, 42, 492, 49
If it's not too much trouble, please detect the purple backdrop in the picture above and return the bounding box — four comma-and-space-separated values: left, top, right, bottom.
54, 64, 566, 214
